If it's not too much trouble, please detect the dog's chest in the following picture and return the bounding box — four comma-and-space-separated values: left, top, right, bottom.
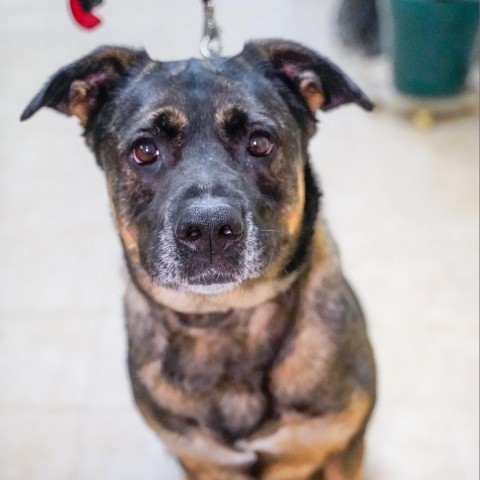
127, 290, 296, 440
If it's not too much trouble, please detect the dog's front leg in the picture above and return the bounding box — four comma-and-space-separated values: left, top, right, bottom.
236, 389, 370, 480
322, 436, 365, 480
179, 455, 255, 480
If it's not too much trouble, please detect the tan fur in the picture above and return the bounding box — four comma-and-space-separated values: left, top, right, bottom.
147, 106, 188, 130
69, 80, 90, 126
214, 105, 237, 125
323, 438, 365, 480
298, 73, 326, 113
139, 361, 211, 418
269, 316, 334, 400
108, 186, 141, 263
283, 166, 306, 236
179, 456, 253, 480
240, 390, 370, 480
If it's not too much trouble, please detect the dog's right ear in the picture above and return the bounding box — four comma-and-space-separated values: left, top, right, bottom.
239, 39, 373, 114
20, 46, 150, 126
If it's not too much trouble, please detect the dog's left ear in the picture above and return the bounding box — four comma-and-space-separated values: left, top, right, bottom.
240, 39, 374, 113
21, 46, 151, 126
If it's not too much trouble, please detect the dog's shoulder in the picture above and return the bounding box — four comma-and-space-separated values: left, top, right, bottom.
269, 223, 376, 415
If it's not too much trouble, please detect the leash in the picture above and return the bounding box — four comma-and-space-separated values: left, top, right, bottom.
68, 0, 223, 58
200, 0, 223, 58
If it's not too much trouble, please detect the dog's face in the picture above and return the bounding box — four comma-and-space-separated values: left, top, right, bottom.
22, 41, 372, 296
101, 55, 308, 294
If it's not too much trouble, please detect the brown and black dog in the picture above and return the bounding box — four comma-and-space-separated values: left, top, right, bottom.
21, 40, 376, 480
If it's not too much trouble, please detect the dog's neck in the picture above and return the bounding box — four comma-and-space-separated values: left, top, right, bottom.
128, 264, 302, 314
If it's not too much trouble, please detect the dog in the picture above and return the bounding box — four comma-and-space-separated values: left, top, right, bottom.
21, 40, 376, 480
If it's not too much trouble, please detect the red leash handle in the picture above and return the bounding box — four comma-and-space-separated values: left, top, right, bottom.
69, 0, 102, 29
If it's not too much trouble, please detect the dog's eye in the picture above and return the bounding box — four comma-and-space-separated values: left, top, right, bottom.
132, 139, 159, 165
247, 133, 274, 157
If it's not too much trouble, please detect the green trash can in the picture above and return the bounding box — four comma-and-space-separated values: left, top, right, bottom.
390, 0, 479, 96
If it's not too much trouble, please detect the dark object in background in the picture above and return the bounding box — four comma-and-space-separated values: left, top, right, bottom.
390, 0, 479, 96
79, 0, 103, 12
337, 0, 381, 56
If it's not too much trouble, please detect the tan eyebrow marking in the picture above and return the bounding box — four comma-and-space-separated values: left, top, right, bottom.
152, 107, 188, 130
215, 105, 248, 140
215, 105, 246, 125
138, 107, 189, 141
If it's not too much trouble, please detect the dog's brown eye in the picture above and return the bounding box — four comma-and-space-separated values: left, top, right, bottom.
132, 139, 159, 165
247, 133, 274, 157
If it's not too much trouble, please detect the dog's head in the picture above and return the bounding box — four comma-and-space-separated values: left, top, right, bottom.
22, 40, 372, 299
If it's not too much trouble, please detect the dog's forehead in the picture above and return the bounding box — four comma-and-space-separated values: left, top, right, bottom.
113, 57, 289, 129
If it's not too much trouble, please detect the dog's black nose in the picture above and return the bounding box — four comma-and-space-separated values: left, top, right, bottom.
175, 202, 244, 255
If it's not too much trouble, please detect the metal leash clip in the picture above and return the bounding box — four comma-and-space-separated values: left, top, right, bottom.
200, 0, 222, 58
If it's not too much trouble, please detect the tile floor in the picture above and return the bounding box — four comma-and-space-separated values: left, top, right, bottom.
1, 0, 478, 479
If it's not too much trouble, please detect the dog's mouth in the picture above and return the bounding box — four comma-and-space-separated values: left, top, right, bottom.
184, 281, 240, 295
187, 267, 239, 285
150, 260, 246, 296
174, 255, 248, 295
